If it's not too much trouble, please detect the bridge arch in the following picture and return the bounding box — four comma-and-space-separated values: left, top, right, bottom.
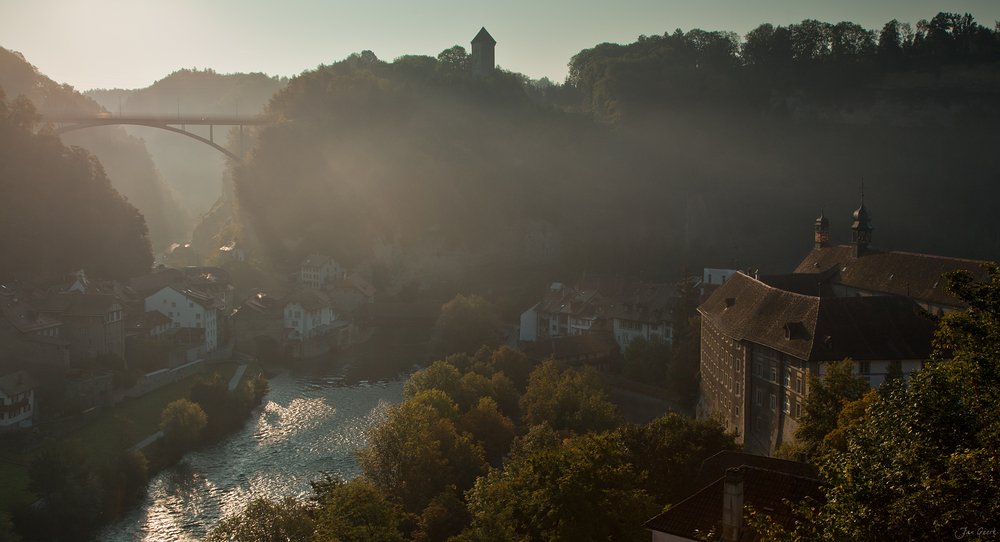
54, 121, 241, 161
42, 115, 276, 161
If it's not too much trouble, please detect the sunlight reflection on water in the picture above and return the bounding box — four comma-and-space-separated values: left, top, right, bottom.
98, 352, 412, 542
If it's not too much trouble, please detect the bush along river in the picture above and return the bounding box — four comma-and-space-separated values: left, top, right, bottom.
99, 341, 424, 542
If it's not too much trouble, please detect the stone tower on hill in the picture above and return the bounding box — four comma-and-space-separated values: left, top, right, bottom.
471, 27, 496, 77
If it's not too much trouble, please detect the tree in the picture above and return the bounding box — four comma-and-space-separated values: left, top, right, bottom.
463, 431, 659, 542
622, 334, 671, 384
793, 358, 870, 455
519, 360, 620, 434
457, 397, 516, 461
205, 497, 315, 542
159, 398, 207, 455
430, 295, 503, 359
357, 401, 486, 513
312, 477, 408, 542
437, 46, 470, 72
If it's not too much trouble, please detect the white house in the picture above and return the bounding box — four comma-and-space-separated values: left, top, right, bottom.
300, 254, 346, 289
280, 288, 340, 340
144, 286, 222, 351
0, 371, 39, 432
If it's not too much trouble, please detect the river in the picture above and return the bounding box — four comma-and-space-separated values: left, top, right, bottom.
99, 342, 424, 542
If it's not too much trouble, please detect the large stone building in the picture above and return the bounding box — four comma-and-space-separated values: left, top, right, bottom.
697, 199, 990, 455
35, 293, 126, 362
471, 27, 496, 77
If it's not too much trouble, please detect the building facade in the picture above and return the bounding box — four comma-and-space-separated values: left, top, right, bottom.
144, 286, 221, 351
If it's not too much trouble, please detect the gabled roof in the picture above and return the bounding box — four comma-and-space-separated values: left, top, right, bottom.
300, 253, 335, 268
0, 371, 39, 397
699, 273, 935, 362
332, 273, 377, 298
165, 286, 224, 310
280, 287, 333, 312
472, 27, 496, 45
35, 293, 120, 316
645, 466, 824, 541
131, 268, 188, 297
793, 246, 990, 307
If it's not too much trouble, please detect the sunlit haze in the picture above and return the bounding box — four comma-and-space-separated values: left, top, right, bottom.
3, 0, 999, 90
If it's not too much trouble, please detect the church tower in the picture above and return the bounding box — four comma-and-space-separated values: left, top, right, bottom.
851, 196, 874, 257
471, 27, 496, 77
814, 211, 829, 249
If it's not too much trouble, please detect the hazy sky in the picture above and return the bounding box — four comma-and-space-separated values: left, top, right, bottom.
3, 0, 999, 91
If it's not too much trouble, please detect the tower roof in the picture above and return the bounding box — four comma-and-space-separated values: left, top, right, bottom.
472, 27, 496, 45
815, 211, 829, 227
852, 200, 873, 231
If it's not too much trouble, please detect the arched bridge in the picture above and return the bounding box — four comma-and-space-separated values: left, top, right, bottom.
41, 114, 276, 161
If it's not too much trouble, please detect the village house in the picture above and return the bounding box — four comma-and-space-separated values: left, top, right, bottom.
299, 254, 347, 289
280, 287, 346, 358
519, 275, 676, 349
218, 239, 245, 262
125, 310, 174, 340
0, 370, 40, 432
144, 286, 222, 351
697, 199, 990, 455
0, 287, 70, 368
329, 273, 377, 312
35, 293, 126, 363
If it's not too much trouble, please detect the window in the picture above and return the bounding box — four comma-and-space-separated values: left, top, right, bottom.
755, 389, 762, 406
189, 302, 194, 308
196, 323, 201, 328
859, 361, 871, 375
783, 373, 790, 388
736, 382, 741, 396
163, 299, 167, 304
755, 417, 761, 431
770, 367, 777, 383
172, 302, 176, 307
195, 314, 201, 320
754, 362, 762, 377
735, 406, 740, 417
796, 403, 802, 417
797, 379, 803, 394
770, 394, 776, 411
168, 312, 172, 317
783, 396, 790, 413
174, 323, 180, 328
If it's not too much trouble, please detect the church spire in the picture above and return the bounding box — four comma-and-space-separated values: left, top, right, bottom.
814, 209, 829, 249
851, 184, 873, 257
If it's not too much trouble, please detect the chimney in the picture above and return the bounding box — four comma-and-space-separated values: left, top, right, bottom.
722, 468, 744, 542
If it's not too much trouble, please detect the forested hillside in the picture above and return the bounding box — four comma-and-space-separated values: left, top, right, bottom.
232, 13, 1000, 291
0, 89, 152, 280
0, 47, 187, 251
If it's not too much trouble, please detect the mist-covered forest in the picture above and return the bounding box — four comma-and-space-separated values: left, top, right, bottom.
2, 11, 999, 287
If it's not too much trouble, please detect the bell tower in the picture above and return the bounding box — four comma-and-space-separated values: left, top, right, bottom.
814, 210, 829, 249
851, 193, 874, 257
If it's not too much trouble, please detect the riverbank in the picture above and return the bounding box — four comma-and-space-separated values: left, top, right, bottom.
0, 362, 247, 512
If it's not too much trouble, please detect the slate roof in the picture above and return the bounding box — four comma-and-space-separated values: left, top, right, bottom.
332, 273, 377, 298
35, 293, 119, 316
279, 287, 333, 312
792, 246, 990, 307
644, 466, 824, 542
699, 273, 935, 362
694, 451, 818, 489
300, 254, 335, 268
233, 294, 282, 319
0, 371, 39, 397
535, 275, 676, 326
166, 286, 224, 310
472, 27, 496, 44
130, 268, 187, 297
1, 296, 62, 334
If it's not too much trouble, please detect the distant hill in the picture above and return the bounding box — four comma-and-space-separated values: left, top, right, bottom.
0, 47, 188, 251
